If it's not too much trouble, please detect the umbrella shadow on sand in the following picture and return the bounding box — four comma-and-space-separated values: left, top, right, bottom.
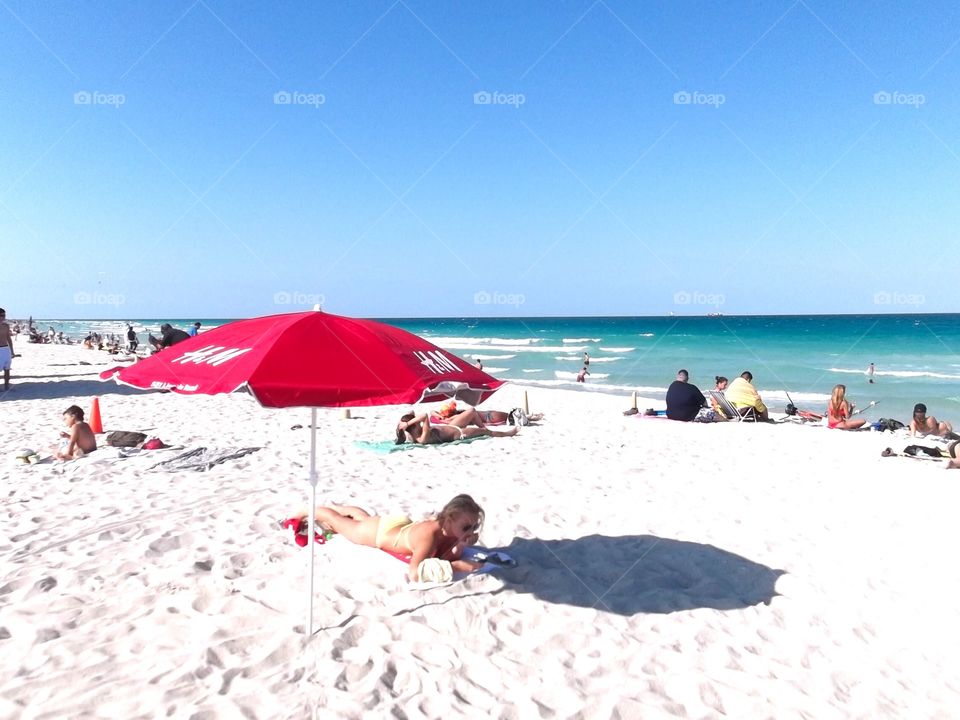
494, 534, 784, 615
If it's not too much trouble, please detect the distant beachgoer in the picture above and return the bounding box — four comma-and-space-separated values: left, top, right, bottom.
826, 384, 865, 430
867, 362, 875, 384
665, 369, 706, 422
56, 405, 97, 460
127, 325, 138, 353
156, 323, 190, 351
910, 403, 954, 438
583, 352, 590, 367
189, 321, 201, 337
0, 308, 14, 391
724, 371, 770, 421
301, 494, 486, 582
475, 358, 483, 371
396, 411, 518, 445
576, 366, 589, 383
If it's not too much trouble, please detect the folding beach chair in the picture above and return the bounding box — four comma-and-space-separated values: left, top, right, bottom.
708, 391, 758, 422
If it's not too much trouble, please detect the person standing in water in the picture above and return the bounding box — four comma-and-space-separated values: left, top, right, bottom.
866, 362, 875, 384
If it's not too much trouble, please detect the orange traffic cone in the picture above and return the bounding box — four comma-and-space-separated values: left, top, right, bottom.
89, 397, 103, 434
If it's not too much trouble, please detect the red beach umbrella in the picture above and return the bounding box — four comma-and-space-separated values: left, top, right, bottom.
100, 308, 504, 634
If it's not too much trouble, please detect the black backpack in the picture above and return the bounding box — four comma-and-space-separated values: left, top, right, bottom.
106, 431, 147, 447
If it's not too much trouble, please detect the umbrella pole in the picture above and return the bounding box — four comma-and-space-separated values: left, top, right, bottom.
307, 407, 318, 638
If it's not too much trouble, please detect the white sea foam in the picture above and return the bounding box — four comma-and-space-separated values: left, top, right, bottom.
521, 369, 543, 373
599, 347, 634, 353
482, 367, 508, 374
828, 367, 960, 381
443, 344, 584, 353
425, 336, 540, 346
555, 370, 609, 380
470, 354, 516, 360
639, 333, 655, 337
554, 355, 582, 361
586, 357, 624, 363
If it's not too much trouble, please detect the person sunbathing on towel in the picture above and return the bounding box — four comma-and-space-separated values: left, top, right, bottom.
309, 494, 486, 582
433, 401, 543, 425
396, 410, 518, 445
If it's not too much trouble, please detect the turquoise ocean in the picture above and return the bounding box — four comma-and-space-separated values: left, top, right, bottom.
29, 314, 960, 424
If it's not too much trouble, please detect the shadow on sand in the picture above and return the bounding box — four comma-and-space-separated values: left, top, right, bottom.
2, 378, 154, 401
495, 534, 784, 615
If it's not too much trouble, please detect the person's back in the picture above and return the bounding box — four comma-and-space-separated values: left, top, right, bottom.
724, 376, 756, 407
665, 371, 705, 421
160, 324, 190, 348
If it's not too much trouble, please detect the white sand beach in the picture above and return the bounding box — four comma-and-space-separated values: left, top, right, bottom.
3, 344, 960, 719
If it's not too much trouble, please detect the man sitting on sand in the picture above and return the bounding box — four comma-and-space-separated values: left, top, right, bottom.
724, 371, 770, 421
910, 403, 955, 438
56, 405, 98, 460
665, 369, 706, 422
150, 323, 191, 353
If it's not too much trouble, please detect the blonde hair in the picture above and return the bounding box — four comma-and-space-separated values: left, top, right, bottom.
437, 494, 484, 533
828, 384, 848, 415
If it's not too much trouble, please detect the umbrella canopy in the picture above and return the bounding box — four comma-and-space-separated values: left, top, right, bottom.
99, 308, 505, 636
100, 309, 504, 406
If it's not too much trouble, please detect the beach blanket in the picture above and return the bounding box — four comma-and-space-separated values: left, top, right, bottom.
313, 535, 515, 589
353, 436, 490, 454
149, 446, 261, 472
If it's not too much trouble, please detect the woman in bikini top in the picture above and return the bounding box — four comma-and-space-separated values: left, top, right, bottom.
396, 411, 518, 445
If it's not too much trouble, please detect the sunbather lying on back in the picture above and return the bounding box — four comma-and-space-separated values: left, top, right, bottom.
433, 401, 543, 425
396, 410, 518, 445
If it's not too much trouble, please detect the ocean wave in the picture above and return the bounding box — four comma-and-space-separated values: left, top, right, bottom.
828, 367, 960, 381
638, 333, 655, 337
555, 370, 609, 380
554, 355, 582, 361
521, 369, 543, 373
563, 338, 601, 343
425, 336, 540, 346
443, 344, 584, 353
481, 367, 508, 374
586, 357, 624, 363
469, 354, 516, 360
599, 347, 634, 353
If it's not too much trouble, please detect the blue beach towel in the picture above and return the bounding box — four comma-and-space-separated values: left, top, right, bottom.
353, 436, 490, 454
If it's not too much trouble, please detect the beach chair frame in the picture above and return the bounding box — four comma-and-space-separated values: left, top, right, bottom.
709, 391, 758, 423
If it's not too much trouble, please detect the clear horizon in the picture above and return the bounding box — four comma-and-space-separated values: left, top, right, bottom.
3, 2, 959, 317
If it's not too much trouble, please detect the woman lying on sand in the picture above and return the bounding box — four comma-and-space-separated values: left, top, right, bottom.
310, 494, 485, 582
396, 410, 518, 445
433, 401, 543, 426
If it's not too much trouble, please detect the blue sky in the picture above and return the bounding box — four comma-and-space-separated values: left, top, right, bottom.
2, 1, 959, 318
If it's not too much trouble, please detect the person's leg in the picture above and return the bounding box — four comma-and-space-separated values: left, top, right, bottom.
326, 502, 371, 520
838, 419, 866, 430
3, 367, 9, 391
312, 506, 379, 547
463, 426, 517, 439
939, 420, 953, 436
448, 408, 487, 429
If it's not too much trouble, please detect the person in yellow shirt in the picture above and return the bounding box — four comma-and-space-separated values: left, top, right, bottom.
723, 371, 769, 421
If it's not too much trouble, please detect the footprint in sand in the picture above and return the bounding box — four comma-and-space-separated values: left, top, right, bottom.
147, 534, 182, 556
